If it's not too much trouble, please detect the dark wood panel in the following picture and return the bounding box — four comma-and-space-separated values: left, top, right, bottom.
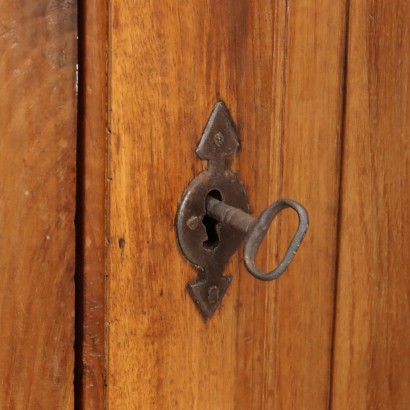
77, 0, 107, 408
0, 1, 77, 408
332, 1, 410, 408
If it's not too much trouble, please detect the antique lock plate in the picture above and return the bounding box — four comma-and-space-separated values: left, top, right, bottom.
176, 101, 309, 320
175, 102, 249, 319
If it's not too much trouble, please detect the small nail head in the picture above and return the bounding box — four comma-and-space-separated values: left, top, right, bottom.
208, 285, 219, 304
214, 132, 224, 147
186, 216, 200, 230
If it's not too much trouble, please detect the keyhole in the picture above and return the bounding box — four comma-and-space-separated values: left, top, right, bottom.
202, 190, 222, 249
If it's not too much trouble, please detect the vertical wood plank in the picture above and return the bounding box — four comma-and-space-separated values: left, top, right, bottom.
265, 1, 348, 408
332, 1, 410, 409
77, 0, 107, 408
107, 1, 345, 409
0, 1, 77, 408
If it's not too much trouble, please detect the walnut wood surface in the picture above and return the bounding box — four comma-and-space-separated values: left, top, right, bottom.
0, 1, 77, 408
77, 1, 107, 408
106, 1, 346, 408
331, 1, 410, 409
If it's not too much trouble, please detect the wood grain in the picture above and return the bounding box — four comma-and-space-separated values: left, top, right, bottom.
0, 1, 77, 408
263, 2, 348, 408
107, 1, 346, 409
331, 1, 410, 409
76, 0, 107, 408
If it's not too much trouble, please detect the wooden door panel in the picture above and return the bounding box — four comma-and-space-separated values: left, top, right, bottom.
0, 1, 77, 408
331, 1, 410, 408
77, 1, 107, 408
107, 1, 346, 408
2, 1, 409, 408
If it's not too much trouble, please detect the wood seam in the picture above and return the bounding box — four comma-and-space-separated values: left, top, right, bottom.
327, 1, 351, 409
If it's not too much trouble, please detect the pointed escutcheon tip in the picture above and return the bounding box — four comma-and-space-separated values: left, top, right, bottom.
196, 101, 240, 162
188, 275, 232, 320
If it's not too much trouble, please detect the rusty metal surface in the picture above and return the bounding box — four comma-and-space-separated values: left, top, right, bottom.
175, 102, 249, 319
205, 196, 255, 233
176, 101, 309, 319
207, 197, 309, 281
243, 199, 308, 281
